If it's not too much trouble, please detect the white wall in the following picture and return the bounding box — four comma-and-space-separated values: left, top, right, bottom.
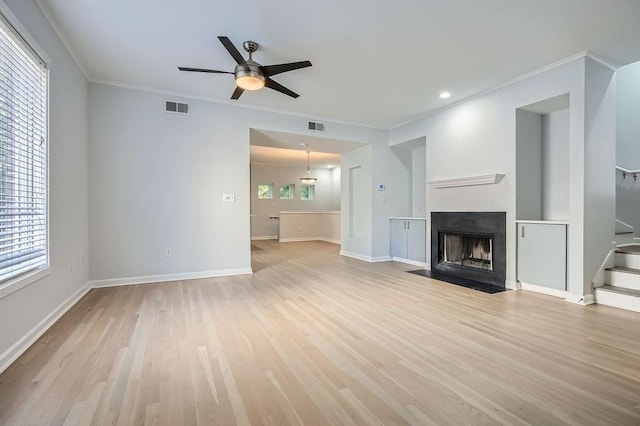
582, 57, 616, 296
389, 56, 612, 298
617, 61, 640, 169
89, 83, 386, 282
515, 110, 543, 220
0, 0, 89, 365
542, 109, 570, 220
250, 163, 340, 238
412, 146, 426, 217
341, 145, 373, 259
616, 61, 640, 232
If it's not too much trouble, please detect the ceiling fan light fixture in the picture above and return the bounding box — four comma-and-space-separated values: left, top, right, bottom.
235, 73, 265, 90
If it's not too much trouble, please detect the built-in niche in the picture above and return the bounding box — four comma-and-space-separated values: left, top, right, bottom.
516, 93, 570, 221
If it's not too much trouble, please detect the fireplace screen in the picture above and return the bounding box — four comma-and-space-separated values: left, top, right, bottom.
440, 232, 493, 271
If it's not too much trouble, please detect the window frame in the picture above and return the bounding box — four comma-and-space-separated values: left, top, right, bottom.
0, 3, 50, 300
300, 184, 315, 201
257, 183, 274, 200
279, 183, 295, 200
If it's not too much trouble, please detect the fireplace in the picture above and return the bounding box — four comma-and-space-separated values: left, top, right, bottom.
431, 212, 506, 287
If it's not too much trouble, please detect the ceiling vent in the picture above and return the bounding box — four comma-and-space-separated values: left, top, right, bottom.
165, 100, 190, 115
308, 121, 325, 132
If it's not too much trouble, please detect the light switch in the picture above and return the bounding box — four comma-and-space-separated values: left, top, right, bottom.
223, 193, 235, 202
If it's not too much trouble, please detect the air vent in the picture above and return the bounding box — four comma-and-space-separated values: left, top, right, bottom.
308, 121, 325, 132
165, 100, 190, 115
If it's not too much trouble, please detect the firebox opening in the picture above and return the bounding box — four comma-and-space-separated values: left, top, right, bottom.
439, 232, 494, 272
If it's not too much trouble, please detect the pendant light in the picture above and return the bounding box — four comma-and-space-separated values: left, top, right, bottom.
300, 144, 317, 184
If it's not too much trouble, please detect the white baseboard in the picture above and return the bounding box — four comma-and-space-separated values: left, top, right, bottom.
279, 237, 321, 243
565, 292, 596, 305
372, 256, 392, 263
251, 236, 278, 241
519, 281, 567, 299
319, 238, 341, 245
390, 256, 426, 267
340, 250, 374, 263
89, 268, 253, 288
506, 280, 518, 290
0, 281, 91, 374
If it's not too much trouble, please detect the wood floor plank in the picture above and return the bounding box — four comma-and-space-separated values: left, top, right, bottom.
2, 240, 640, 425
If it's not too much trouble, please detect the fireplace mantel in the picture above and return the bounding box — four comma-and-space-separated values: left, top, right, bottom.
427, 173, 505, 189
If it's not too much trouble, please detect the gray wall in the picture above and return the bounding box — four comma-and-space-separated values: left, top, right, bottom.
616, 61, 640, 233
250, 163, 340, 238
0, 0, 89, 362
89, 82, 387, 282
542, 109, 570, 220
390, 56, 615, 298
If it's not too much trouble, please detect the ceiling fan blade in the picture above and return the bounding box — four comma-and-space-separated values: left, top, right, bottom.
178, 67, 233, 74
218, 36, 247, 65
231, 86, 244, 100
265, 78, 299, 98
262, 61, 312, 77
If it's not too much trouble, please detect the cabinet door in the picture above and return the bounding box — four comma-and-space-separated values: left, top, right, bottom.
390, 219, 408, 258
406, 220, 426, 262
517, 223, 567, 290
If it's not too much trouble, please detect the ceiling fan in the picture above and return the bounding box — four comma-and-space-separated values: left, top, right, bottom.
178, 36, 312, 100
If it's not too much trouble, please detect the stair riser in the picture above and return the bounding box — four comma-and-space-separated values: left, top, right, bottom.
615, 252, 640, 269
605, 270, 640, 291
595, 288, 640, 313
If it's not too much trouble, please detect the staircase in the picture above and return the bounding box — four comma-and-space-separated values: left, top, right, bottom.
594, 245, 640, 312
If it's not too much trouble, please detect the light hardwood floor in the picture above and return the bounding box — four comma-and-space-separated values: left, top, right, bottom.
2, 240, 640, 425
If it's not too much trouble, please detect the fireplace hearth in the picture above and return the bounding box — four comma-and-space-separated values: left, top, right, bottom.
431, 212, 506, 287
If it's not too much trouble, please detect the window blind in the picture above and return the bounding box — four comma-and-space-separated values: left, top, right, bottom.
0, 13, 48, 284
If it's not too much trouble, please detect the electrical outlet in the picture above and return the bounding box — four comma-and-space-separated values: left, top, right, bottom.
165, 248, 173, 257
223, 193, 235, 202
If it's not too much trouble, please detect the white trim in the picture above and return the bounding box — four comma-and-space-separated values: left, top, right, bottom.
389, 217, 427, 221
506, 280, 518, 290
565, 293, 596, 306
515, 220, 569, 225
519, 281, 567, 299
340, 250, 374, 263
0, 281, 91, 374
0, 268, 50, 300
279, 237, 322, 242
0, 1, 51, 65
320, 238, 341, 245
372, 256, 393, 263
279, 211, 341, 215
390, 51, 591, 130
428, 174, 504, 189
278, 237, 340, 245
594, 288, 640, 313
90, 268, 252, 288
585, 51, 617, 71
34, 0, 88, 78
390, 256, 427, 267
251, 236, 278, 241
90, 80, 387, 131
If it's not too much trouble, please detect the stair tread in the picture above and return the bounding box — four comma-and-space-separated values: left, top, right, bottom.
616, 245, 640, 255
606, 266, 640, 274
596, 285, 640, 297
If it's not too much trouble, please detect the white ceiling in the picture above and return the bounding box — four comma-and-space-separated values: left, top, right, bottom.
250, 145, 341, 168
38, 0, 640, 128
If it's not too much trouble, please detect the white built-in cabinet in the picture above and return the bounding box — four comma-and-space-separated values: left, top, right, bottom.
390, 218, 426, 265
516, 221, 567, 291
515, 94, 570, 293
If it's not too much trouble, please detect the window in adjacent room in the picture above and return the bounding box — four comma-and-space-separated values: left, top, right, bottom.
257, 183, 274, 199
0, 12, 49, 288
279, 184, 295, 200
301, 184, 315, 200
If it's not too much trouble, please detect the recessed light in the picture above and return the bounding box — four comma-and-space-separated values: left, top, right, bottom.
439, 91, 452, 99
328, 165, 333, 168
